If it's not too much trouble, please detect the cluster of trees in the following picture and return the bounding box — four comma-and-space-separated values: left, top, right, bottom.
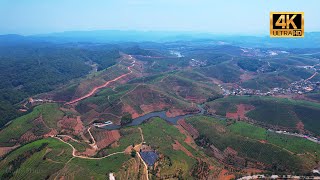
237, 58, 264, 72
0, 42, 120, 127
120, 113, 133, 125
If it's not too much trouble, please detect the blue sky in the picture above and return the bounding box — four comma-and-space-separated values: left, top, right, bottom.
0, 0, 319, 35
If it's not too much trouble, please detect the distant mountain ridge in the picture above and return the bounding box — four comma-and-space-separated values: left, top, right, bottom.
0, 31, 320, 48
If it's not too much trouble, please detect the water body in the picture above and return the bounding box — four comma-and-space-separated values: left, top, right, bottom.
103, 105, 205, 130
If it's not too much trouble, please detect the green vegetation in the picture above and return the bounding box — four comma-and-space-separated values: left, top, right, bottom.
0, 44, 121, 127
228, 121, 267, 140
0, 138, 73, 180
0, 103, 64, 146
69, 141, 90, 153
305, 92, 320, 102
237, 58, 264, 72
186, 116, 320, 173
60, 154, 130, 179
196, 62, 242, 83
0, 137, 132, 180
206, 96, 320, 135
121, 113, 133, 125
140, 118, 197, 178
98, 127, 141, 155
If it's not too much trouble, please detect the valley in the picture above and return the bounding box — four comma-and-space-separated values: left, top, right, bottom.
1, 38, 320, 179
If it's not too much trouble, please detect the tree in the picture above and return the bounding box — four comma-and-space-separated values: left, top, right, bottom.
131, 149, 136, 157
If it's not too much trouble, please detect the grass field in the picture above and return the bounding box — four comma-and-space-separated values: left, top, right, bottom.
140, 117, 197, 178
228, 121, 320, 157
185, 116, 320, 174
0, 137, 133, 180
58, 154, 131, 179
0, 103, 64, 146
0, 138, 72, 180
206, 96, 320, 135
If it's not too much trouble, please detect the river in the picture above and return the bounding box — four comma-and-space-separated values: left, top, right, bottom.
103, 105, 205, 130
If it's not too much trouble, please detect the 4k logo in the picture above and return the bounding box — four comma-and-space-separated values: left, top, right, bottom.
270, 12, 304, 38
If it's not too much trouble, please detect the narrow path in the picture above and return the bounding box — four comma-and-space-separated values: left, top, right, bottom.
87, 127, 98, 150
65, 55, 136, 105
56, 135, 80, 143
305, 71, 318, 81
53, 136, 124, 160
136, 127, 149, 180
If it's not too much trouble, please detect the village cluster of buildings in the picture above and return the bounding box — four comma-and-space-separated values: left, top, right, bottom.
189, 58, 207, 67
219, 78, 320, 97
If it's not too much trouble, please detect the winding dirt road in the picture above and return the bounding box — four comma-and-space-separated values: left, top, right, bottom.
87, 127, 98, 150
53, 136, 124, 160
65, 55, 136, 105
305, 72, 318, 81
136, 127, 149, 180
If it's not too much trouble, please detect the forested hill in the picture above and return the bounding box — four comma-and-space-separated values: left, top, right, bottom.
0, 40, 120, 127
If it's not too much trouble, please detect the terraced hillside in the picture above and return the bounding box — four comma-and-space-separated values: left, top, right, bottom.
205, 96, 320, 136
185, 116, 320, 174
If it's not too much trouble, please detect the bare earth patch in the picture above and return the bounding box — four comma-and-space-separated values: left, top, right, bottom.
242, 168, 264, 175
172, 140, 194, 158
122, 104, 140, 119
217, 169, 235, 180
240, 72, 255, 82
93, 130, 121, 149
44, 129, 58, 138
20, 131, 39, 143
226, 104, 254, 120
296, 121, 305, 134
177, 119, 199, 138
166, 109, 186, 117
140, 103, 167, 114
0, 144, 20, 157
58, 116, 85, 135
175, 124, 197, 150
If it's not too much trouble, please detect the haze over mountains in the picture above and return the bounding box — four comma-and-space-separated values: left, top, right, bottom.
1, 30, 320, 48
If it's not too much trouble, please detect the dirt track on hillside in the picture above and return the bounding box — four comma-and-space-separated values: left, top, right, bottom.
65, 55, 136, 105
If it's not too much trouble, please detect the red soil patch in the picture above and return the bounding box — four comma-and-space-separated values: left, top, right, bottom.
226, 104, 254, 120
175, 125, 197, 149
177, 119, 199, 138
124, 145, 134, 154
140, 103, 167, 114
44, 129, 58, 138
296, 121, 305, 133
122, 104, 140, 119
93, 130, 121, 149
20, 131, 39, 143
242, 168, 264, 175
259, 140, 267, 144
217, 169, 235, 180
79, 147, 97, 157
240, 72, 255, 81
172, 140, 194, 158
211, 78, 224, 85
166, 109, 186, 117
88, 103, 98, 109
58, 116, 85, 135
0, 145, 20, 157
75, 116, 85, 133
82, 110, 101, 124
66, 58, 136, 105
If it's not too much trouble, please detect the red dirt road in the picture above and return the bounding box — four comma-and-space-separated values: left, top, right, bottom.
65, 56, 135, 105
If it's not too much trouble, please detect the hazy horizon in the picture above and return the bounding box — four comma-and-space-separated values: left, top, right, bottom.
1, 0, 319, 35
